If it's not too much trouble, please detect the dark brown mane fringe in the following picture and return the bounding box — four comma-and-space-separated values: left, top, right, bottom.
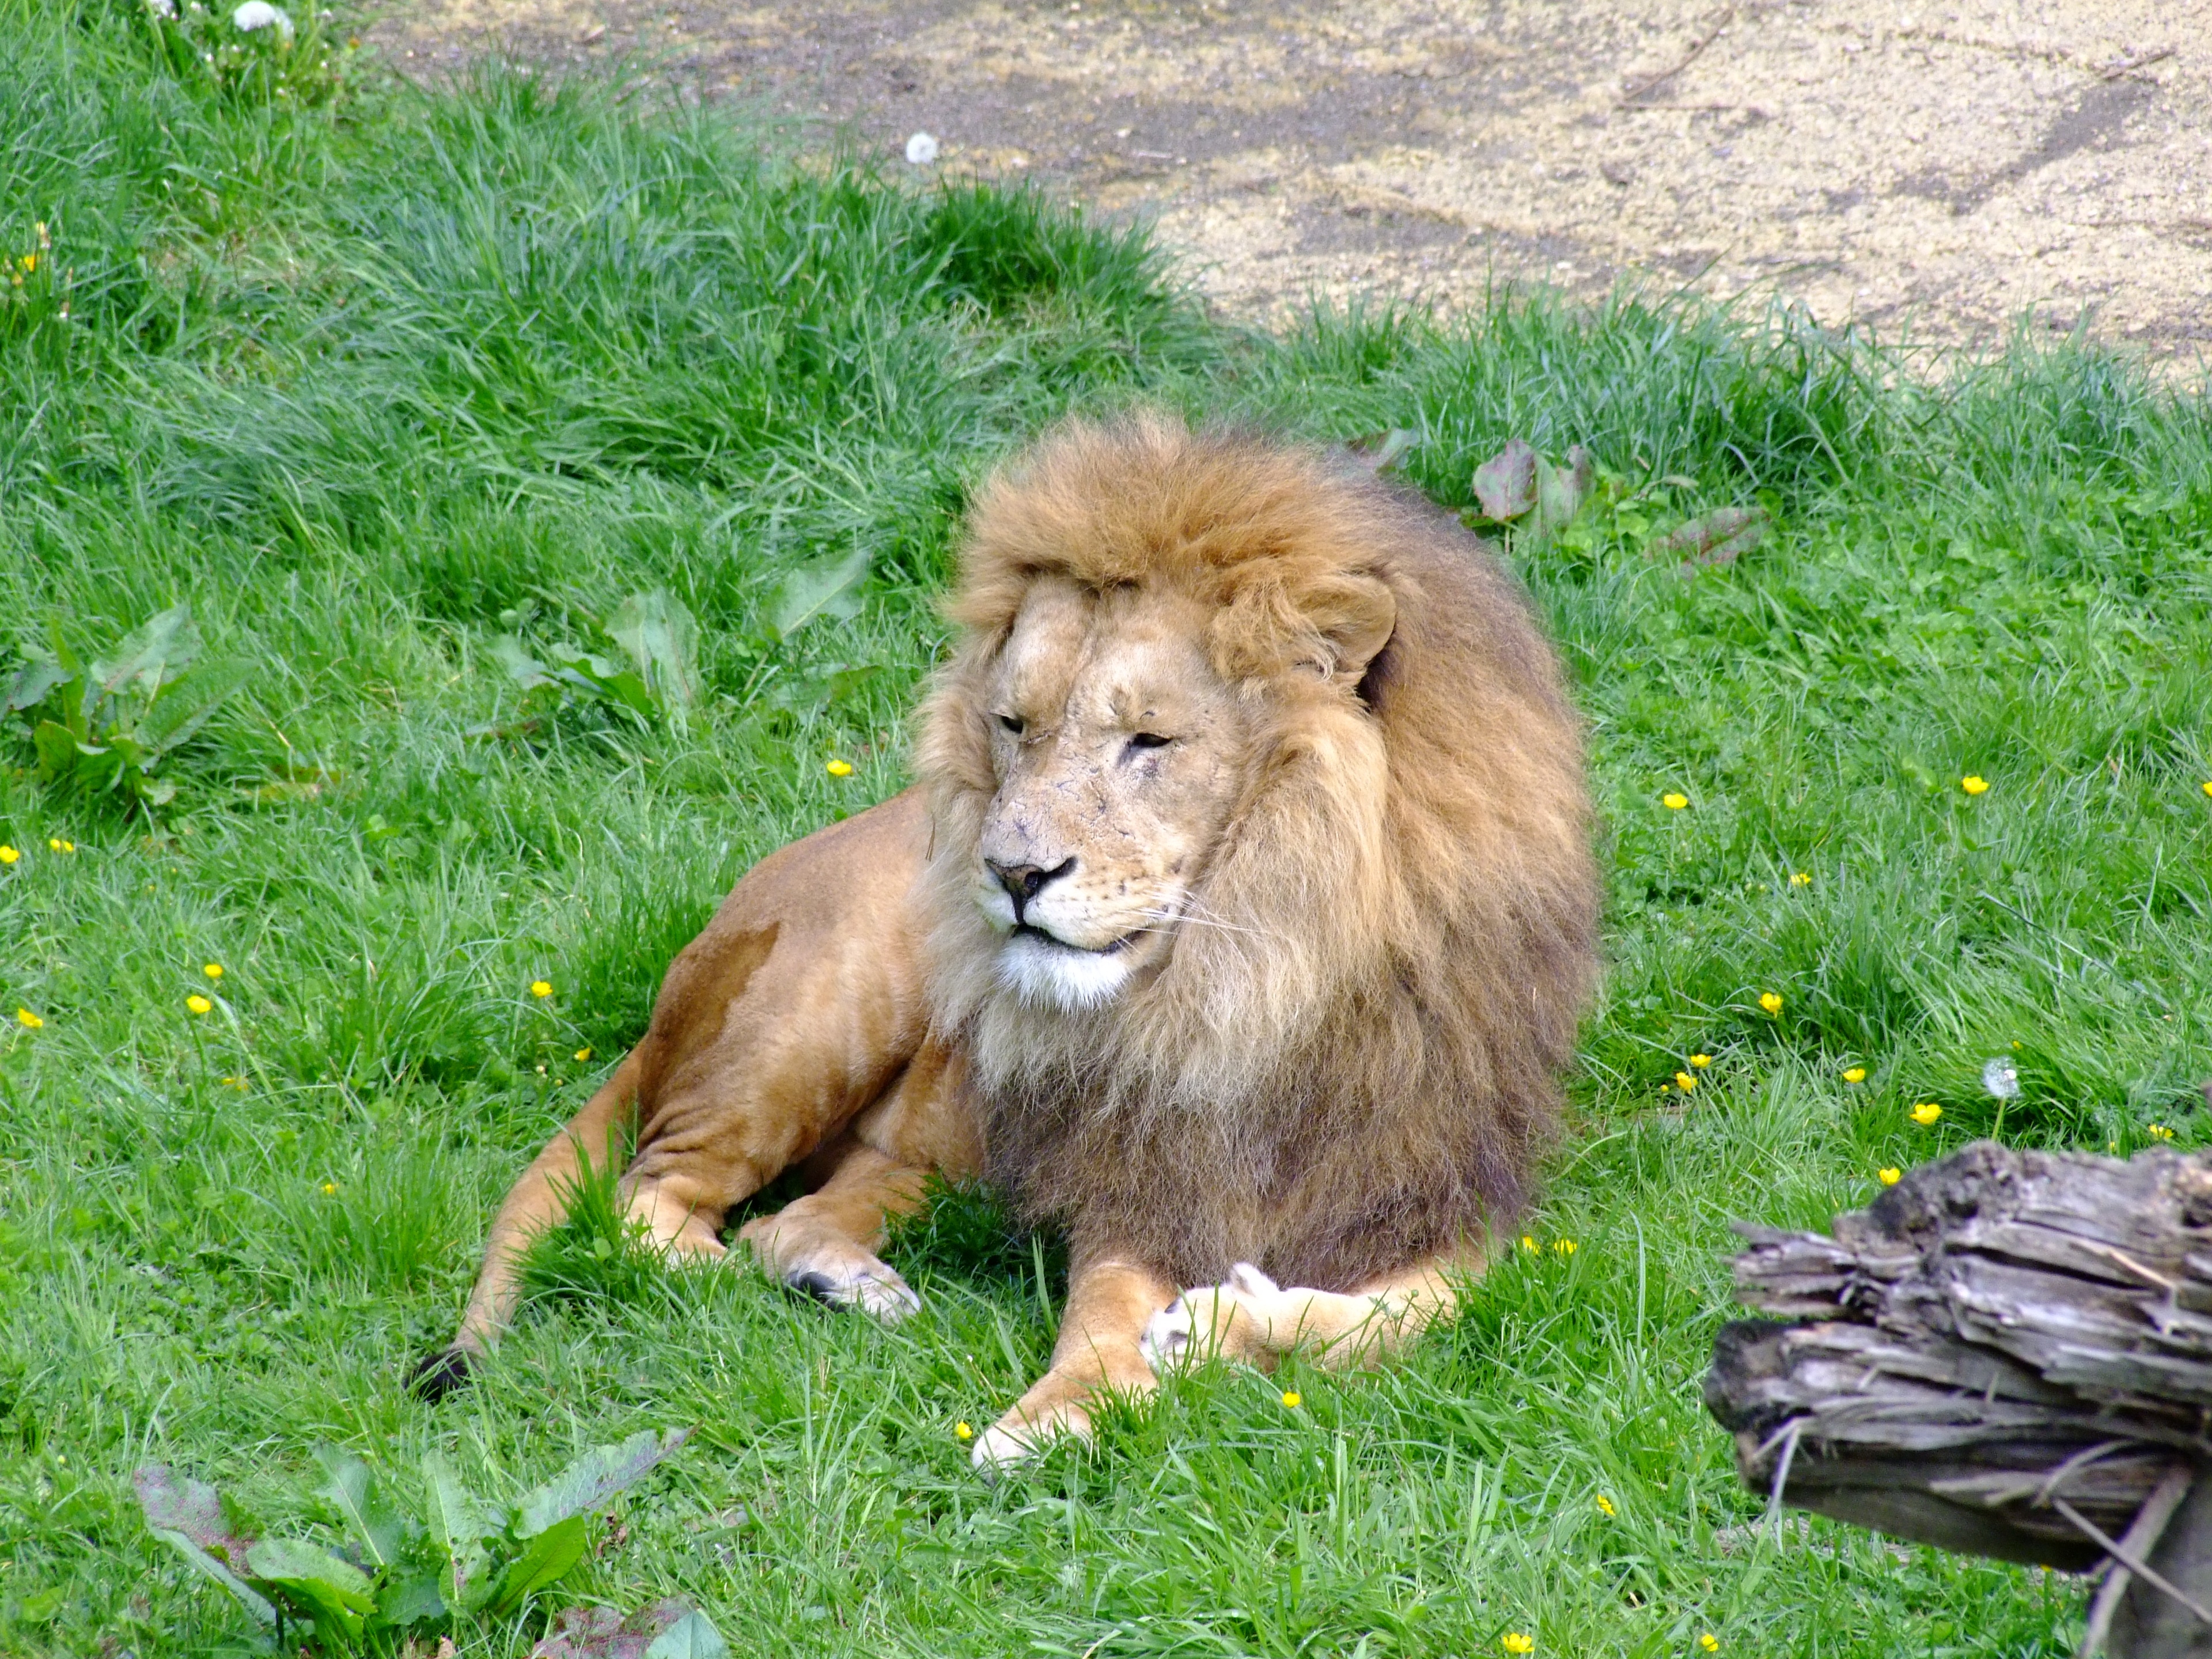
918, 414, 1600, 1291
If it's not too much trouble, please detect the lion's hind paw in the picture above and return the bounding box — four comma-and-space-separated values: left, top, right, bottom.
1142, 1262, 1279, 1372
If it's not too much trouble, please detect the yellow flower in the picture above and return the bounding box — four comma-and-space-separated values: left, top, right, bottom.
0, 845, 17, 863
221, 1075, 247, 1090
1910, 1102, 1942, 1126
1661, 792, 1688, 810
1675, 1071, 1696, 1092
1789, 871, 1811, 887
203, 963, 224, 980
1878, 1167, 1901, 1186
1689, 1053, 1711, 1068
48, 838, 74, 853
826, 758, 855, 778
954, 1421, 974, 1442
321, 1181, 336, 1195
1758, 991, 1783, 1016
186, 994, 213, 1015
1700, 1636, 1719, 1653
2149, 1123, 2175, 1142
16, 1007, 43, 1029
1554, 1238, 1577, 1256
575, 1047, 593, 1062
529, 980, 552, 998
2202, 782, 2212, 798
21, 253, 35, 274
1281, 1390, 1302, 1408
1501, 1637, 1534, 1656
1842, 1067, 1866, 1084
1594, 1493, 1616, 1517
1961, 775, 1989, 796
1520, 1235, 1537, 1253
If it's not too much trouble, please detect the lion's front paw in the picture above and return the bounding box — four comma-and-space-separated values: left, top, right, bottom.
1141, 1262, 1284, 1371
787, 1257, 922, 1324
969, 1397, 1092, 1480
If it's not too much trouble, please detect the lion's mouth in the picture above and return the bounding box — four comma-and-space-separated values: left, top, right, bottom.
1010, 922, 1139, 956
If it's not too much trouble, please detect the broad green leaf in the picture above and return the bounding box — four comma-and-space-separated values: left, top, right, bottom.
491, 635, 552, 691
489, 1512, 589, 1614
245, 1536, 374, 1640
768, 547, 870, 639
32, 719, 79, 782
422, 1452, 492, 1606
313, 1445, 402, 1568
643, 1608, 729, 1659
4, 657, 65, 713
136, 658, 252, 756
512, 1428, 688, 1539
243, 1538, 374, 1608
597, 668, 658, 722
1532, 444, 1595, 540
374, 1573, 445, 1628
94, 604, 200, 700
608, 588, 701, 712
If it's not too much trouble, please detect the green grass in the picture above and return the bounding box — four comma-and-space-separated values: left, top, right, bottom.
4, 3, 2210, 1654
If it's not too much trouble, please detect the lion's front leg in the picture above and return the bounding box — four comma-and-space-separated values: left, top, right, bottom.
1142, 1249, 1478, 1374
972, 1259, 1177, 1475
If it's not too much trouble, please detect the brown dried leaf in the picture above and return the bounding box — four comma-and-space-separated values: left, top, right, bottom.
1471, 438, 1539, 520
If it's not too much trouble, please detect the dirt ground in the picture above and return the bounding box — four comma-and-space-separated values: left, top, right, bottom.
373, 0, 2212, 366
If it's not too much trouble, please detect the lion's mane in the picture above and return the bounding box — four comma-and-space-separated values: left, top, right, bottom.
915, 415, 1600, 1291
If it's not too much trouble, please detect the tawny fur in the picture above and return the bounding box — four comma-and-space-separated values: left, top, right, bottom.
917, 415, 1600, 1292
432, 413, 1599, 1462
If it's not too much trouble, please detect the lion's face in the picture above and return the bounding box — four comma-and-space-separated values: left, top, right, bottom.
968, 575, 1257, 1010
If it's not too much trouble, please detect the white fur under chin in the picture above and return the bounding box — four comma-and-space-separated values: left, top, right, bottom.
995, 932, 1135, 1010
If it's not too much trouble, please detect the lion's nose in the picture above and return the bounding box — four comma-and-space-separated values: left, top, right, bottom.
988, 857, 1075, 916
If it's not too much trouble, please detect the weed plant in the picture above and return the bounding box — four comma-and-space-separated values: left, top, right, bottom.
3, 2, 2209, 1654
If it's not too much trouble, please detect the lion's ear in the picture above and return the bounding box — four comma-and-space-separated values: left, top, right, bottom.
1308, 573, 1396, 687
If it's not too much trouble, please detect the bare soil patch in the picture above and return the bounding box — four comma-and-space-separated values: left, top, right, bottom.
374, 0, 2212, 365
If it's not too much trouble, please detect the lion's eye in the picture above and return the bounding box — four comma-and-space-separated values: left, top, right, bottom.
997, 713, 1025, 736
1127, 732, 1172, 751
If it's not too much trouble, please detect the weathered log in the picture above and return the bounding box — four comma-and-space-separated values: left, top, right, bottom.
1706, 1142, 2212, 1657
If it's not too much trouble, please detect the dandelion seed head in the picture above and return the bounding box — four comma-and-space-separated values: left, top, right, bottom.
1981, 1057, 2019, 1100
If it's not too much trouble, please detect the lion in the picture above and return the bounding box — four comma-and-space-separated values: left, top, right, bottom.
417, 413, 1600, 1472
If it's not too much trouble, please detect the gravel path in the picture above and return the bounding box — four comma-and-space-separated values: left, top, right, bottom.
376, 0, 2212, 366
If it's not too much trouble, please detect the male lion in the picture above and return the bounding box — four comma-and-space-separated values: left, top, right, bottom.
419, 415, 1599, 1470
